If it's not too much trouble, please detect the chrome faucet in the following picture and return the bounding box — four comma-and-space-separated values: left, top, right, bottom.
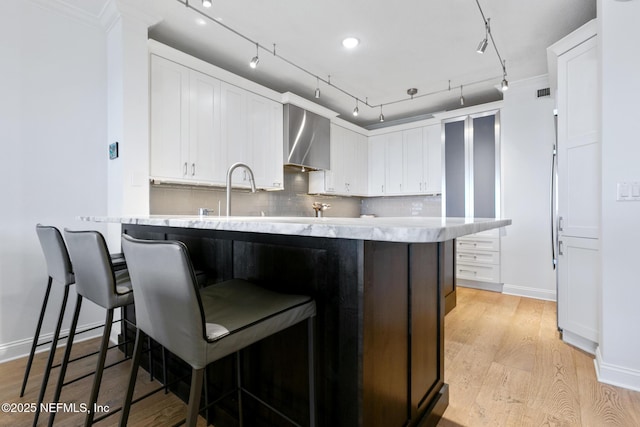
226, 162, 257, 216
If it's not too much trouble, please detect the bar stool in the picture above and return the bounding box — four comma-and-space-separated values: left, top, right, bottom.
44, 229, 135, 427
26, 225, 124, 424
119, 234, 317, 427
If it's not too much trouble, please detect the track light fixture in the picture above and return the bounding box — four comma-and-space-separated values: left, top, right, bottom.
202, 0, 212, 8
501, 59, 508, 91
353, 99, 359, 117
477, 18, 489, 54
315, 77, 321, 99
249, 43, 259, 69
379, 106, 385, 122
460, 85, 465, 106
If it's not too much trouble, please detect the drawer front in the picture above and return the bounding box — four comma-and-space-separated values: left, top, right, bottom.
456, 263, 500, 283
456, 250, 499, 266
456, 237, 499, 252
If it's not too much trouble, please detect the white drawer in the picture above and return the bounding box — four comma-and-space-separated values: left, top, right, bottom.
456, 263, 500, 283
456, 250, 499, 265
456, 237, 499, 252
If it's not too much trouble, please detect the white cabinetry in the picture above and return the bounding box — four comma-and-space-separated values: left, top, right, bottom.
368, 125, 442, 197
456, 229, 501, 286
550, 24, 600, 354
150, 53, 283, 190
222, 83, 284, 189
309, 124, 367, 196
150, 55, 224, 184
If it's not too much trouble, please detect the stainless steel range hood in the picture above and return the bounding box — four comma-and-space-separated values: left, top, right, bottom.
283, 104, 330, 170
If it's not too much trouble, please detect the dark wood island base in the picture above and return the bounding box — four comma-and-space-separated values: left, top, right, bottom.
120, 224, 453, 427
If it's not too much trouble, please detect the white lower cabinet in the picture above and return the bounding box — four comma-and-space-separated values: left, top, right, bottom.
456, 229, 501, 285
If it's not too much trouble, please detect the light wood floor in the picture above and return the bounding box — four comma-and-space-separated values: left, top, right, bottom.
438, 287, 640, 427
2, 288, 640, 426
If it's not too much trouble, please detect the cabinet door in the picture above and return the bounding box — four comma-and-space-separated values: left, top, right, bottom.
423, 124, 442, 194
403, 128, 424, 194
472, 114, 497, 218
327, 124, 346, 193
557, 236, 599, 345
150, 55, 189, 180
368, 135, 386, 195
354, 132, 368, 195
189, 70, 223, 183
557, 37, 599, 239
386, 132, 404, 194
221, 82, 249, 186
247, 94, 283, 189
444, 120, 466, 217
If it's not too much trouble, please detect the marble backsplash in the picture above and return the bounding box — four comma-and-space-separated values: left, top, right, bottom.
150, 169, 442, 218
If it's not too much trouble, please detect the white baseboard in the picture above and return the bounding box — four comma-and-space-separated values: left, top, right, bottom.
502, 283, 556, 301
561, 329, 597, 355
595, 346, 640, 392
457, 279, 503, 293
0, 321, 106, 364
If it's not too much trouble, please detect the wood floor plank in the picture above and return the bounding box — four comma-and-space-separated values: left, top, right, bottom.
439, 287, 640, 427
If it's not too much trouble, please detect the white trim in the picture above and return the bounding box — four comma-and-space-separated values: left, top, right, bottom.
281, 92, 338, 119
0, 321, 105, 364
502, 283, 557, 302
457, 279, 503, 293
595, 347, 640, 392
562, 329, 597, 355
28, 0, 102, 28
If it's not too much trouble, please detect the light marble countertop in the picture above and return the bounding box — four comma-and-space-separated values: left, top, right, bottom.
83, 215, 511, 243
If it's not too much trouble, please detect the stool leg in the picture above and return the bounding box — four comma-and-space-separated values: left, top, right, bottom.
308, 317, 316, 427
33, 285, 70, 427
119, 328, 144, 427
162, 347, 168, 394
186, 368, 204, 427
84, 308, 114, 427
236, 351, 243, 427
147, 336, 154, 381
20, 277, 53, 397
47, 294, 82, 427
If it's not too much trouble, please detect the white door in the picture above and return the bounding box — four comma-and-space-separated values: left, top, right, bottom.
403, 128, 423, 194
189, 70, 222, 183
385, 132, 403, 194
248, 94, 283, 190
221, 82, 249, 186
423, 124, 442, 194
368, 135, 386, 195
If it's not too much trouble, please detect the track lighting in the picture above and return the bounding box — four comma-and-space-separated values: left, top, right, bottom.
202, 0, 212, 8
315, 77, 321, 99
460, 85, 465, 106
501, 59, 508, 91
379, 106, 385, 122
477, 18, 489, 54
353, 100, 359, 117
249, 43, 259, 69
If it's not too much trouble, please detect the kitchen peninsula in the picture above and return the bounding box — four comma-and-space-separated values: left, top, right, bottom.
86, 215, 510, 427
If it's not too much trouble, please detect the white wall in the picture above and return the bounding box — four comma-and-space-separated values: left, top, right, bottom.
0, 1, 110, 361
500, 76, 557, 301
596, 0, 640, 391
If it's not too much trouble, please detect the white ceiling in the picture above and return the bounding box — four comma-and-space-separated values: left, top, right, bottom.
87, 0, 596, 127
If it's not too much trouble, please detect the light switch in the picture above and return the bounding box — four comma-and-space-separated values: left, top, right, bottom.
632, 182, 640, 198
618, 182, 630, 200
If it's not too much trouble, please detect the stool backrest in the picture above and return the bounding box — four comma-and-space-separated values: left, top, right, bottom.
121, 234, 207, 368
64, 229, 119, 309
35, 224, 74, 286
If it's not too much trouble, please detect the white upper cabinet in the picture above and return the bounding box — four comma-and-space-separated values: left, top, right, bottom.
150, 53, 283, 190
149, 55, 190, 182
368, 125, 442, 197
309, 124, 367, 196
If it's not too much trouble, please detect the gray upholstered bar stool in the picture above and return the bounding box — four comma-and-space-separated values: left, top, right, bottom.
44, 229, 135, 427
119, 234, 317, 427
27, 225, 125, 426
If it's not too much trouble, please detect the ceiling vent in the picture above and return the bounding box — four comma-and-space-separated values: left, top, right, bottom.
537, 88, 551, 98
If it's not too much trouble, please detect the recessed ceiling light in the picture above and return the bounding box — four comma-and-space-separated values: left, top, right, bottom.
195, 18, 207, 26
342, 37, 360, 49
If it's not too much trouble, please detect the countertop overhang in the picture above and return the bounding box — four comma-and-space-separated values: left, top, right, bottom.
84, 215, 511, 243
